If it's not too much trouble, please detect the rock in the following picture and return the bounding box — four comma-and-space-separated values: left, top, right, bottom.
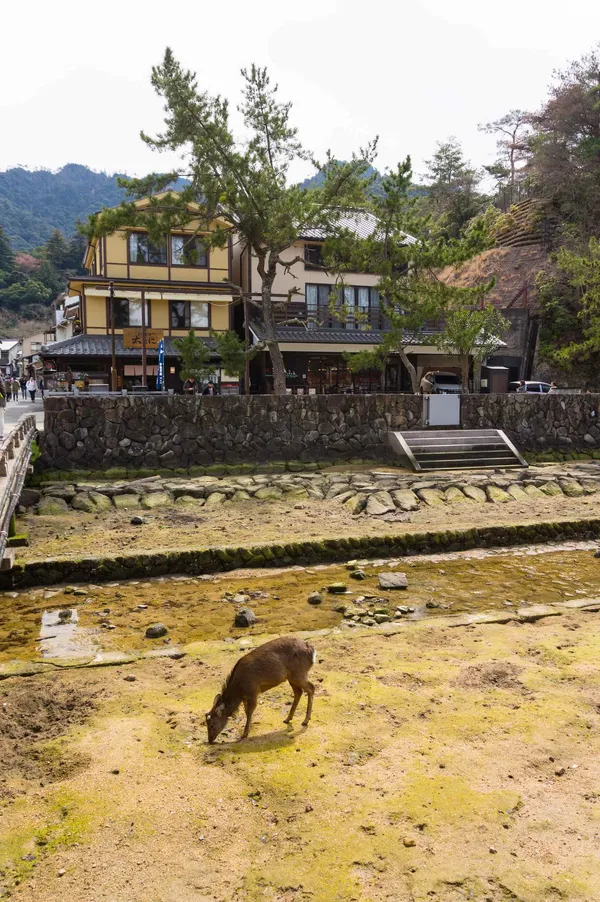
350, 570, 367, 581
559, 479, 585, 498
507, 484, 528, 501
71, 493, 96, 513
254, 486, 283, 501
345, 493, 367, 515
523, 484, 545, 499
378, 572, 408, 590
308, 592, 323, 606
232, 490, 252, 503
333, 603, 347, 614
374, 613, 391, 623
485, 485, 512, 503
332, 490, 357, 505
130, 516, 146, 525
37, 496, 69, 515
555, 767, 565, 776
231, 593, 250, 604
366, 491, 395, 516
19, 488, 41, 508
426, 600, 440, 609
462, 485, 487, 503
327, 583, 348, 594
403, 838, 416, 848
391, 489, 420, 511
89, 491, 113, 512
417, 488, 445, 507
175, 494, 201, 506
141, 492, 172, 509
539, 481, 563, 497
57, 609, 72, 622
579, 479, 600, 494
234, 608, 256, 627
205, 492, 227, 506
145, 623, 168, 639
113, 494, 141, 509
444, 486, 470, 504
124, 675, 137, 682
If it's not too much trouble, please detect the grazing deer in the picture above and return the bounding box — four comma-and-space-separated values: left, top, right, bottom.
205, 636, 317, 743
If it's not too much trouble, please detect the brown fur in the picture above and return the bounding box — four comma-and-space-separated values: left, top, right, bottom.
205, 636, 316, 742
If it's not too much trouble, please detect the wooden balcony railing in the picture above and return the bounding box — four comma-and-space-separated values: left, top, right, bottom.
272, 303, 444, 334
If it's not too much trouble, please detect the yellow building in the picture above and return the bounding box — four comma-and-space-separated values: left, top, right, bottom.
43, 195, 238, 392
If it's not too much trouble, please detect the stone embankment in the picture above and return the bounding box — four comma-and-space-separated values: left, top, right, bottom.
27, 465, 600, 518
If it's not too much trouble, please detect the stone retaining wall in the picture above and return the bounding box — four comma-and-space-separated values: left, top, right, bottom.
39, 392, 600, 471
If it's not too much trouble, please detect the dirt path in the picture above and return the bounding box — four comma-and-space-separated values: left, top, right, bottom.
2, 611, 600, 901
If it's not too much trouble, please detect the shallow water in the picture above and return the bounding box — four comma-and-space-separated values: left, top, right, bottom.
1, 542, 600, 662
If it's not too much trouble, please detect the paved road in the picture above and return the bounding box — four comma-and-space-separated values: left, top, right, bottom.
3, 397, 45, 437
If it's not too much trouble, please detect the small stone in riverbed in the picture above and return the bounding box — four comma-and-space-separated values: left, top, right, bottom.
124, 675, 137, 682
555, 767, 566, 776
58, 869, 66, 877
131, 516, 146, 525
350, 570, 367, 581
231, 593, 250, 604
137, 604, 148, 610
327, 583, 348, 594
234, 608, 256, 627
57, 609, 72, 622
145, 623, 168, 639
308, 592, 323, 606
594, 549, 600, 559
426, 601, 440, 609
378, 572, 408, 590
403, 838, 416, 848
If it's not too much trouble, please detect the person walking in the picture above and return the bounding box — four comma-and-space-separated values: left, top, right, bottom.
183, 376, 197, 395
202, 380, 216, 396
26, 376, 37, 402
19, 376, 27, 400
420, 372, 434, 394
39, 377, 45, 399
516, 380, 527, 393
549, 381, 558, 393
11, 379, 19, 402
0, 376, 6, 440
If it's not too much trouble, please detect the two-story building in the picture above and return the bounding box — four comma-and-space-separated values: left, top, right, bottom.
41, 195, 237, 392
236, 212, 462, 394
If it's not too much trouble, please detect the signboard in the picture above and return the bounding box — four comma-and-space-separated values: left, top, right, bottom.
156, 339, 165, 391
123, 328, 164, 350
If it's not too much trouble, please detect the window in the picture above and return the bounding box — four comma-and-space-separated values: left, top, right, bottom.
304, 244, 323, 269
109, 298, 146, 328
305, 284, 381, 330
170, 301, 209, 330
171, 234, 208, 267
129, 232, 167, 265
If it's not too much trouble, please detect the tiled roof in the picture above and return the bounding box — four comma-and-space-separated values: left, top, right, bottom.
299, 211, 416, 244
249, 321, 385, 345
40, 334, 219, 358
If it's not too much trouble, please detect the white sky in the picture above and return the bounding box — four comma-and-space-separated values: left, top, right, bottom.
1, 0, 598, 188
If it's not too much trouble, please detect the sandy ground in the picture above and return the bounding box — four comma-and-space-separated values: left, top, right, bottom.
18, 489, 600, 564
2, 610, 600, 902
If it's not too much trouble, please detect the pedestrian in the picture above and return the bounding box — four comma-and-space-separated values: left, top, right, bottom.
549, 381, 558, 393
11, 379, 19, 402
420, 371, 434, 394
183, 376, 197, 395
516, 380, 527, 393
39, 377, 45, 399
202, 380, 216, 396
0, 375, 5, 440
19, 376, 26, 400
26, 376, 37, 402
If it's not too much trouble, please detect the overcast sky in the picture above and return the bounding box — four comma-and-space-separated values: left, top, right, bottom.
1, 0, 598, 187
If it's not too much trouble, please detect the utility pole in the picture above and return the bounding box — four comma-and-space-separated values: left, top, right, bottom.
109, 281, 117, 391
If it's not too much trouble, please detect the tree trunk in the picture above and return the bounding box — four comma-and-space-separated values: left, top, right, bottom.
460, 354, 470, 393
261, 276, 287, 396
399, 348, 419, 393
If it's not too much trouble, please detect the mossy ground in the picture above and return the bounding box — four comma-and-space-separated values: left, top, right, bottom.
2, 609, 600, 902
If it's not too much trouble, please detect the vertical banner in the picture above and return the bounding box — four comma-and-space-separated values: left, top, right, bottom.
156, 338, 165, 391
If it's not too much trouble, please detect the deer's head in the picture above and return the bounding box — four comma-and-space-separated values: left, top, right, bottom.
205, 693, 229, 743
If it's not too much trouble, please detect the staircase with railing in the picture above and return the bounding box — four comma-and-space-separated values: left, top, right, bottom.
0, 414, 38, 570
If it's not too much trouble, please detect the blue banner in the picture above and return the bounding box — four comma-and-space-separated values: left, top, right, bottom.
156, 339, 165, 391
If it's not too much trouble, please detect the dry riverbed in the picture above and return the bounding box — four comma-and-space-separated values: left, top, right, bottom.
2, 609, 600, 902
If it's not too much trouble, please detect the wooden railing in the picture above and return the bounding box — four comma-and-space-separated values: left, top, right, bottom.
0, 414, 38, 570
272, 303, 444, 334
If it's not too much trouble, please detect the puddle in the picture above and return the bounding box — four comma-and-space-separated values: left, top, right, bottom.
2, 541, 600, 662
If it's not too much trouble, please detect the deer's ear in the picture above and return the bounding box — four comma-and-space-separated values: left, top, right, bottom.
212, 693, 222, 709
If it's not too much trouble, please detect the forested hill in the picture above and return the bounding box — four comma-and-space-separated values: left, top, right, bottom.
0, 164, 130, 250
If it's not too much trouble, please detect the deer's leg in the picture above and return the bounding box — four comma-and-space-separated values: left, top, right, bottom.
300, 680, 315, 727
284, 683, 303, 723
241, 697, 257, 740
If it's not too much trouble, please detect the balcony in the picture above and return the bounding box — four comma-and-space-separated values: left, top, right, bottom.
271, 301, 444, 335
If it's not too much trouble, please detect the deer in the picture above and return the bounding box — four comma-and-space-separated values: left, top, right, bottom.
205, 636, 317, 743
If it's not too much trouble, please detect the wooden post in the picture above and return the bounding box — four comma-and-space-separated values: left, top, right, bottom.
141, 290, 147, 388
244, 297, 250, 396
110, 281, 117, 391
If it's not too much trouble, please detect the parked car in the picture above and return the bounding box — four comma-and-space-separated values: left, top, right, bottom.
430, 372, 463, 394
508, 381, 552, 393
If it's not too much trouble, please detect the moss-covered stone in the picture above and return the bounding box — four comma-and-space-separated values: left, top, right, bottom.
462, 485, 487, 503
37, 496, 70, 515
89, 492, 113, 512
539, 481, 563, 497
366, 491, 395, 515
205, 492, 227, 507
71, 493, 95, 513
507, 484, 528, 501
485, 485, 512, 504
391, 489, 420, 511
113, 494, 141, 510
254, 486, 284, 501
523, 484, 545, 499
417, 488, 446, 507
444, 486, 471, 504
559, 479, 585, 497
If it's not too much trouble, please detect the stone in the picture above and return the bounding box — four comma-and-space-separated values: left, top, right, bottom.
254, 486, 284, 501
113, 494, 141, 510
403, 838, 416, 848
391, 489, 420, 511
124, 675, 137, 682
350, 570, 367, 581
366, 491, 395, 516
234, 608, 256, 627
444, 486, 470, 504
175, 495, 204, 506
145, 623, 168, 639
19, 488, 41, 508
344, 493, 367, 515
539, 481, 563, 497
130, 516, 146, 525
506, 484, 528, 501
89, 491, 112, 512
417, 488, 445, 507
231, 593, 250, 604
462, 485, 487, 503
141, 492, 172, 509
559, 478, 585, 498
523, 484, 545, 499
232, 490, 252, 503
579, 479, 600, 494
205, 492, 226, 506
555, 767, 566, 777
71, 494, 96, 513
308, 592, 323, 606
327, 583, 348, 594
37, 496, 69, 515
485, 485, 512, 504
378, 572, 408, 590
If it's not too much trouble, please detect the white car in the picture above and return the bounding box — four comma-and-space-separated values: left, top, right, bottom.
509, 381, 552, 393
429, 372, 463, 394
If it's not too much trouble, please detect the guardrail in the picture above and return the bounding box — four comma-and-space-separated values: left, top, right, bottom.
0, 414, 38, 570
